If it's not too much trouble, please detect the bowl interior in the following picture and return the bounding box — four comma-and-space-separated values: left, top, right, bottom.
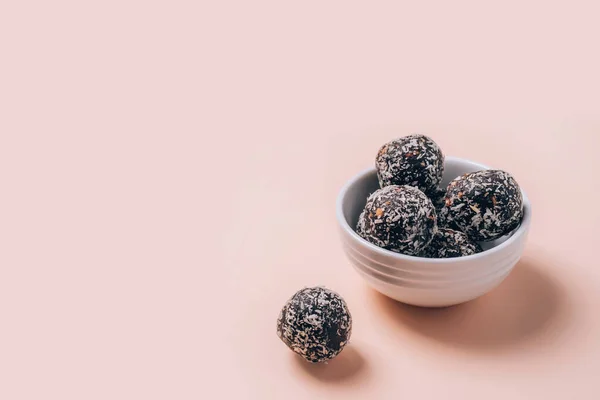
340, 157, 523, 253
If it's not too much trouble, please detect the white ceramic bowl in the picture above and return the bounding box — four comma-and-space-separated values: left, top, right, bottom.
336, 156, 531, 307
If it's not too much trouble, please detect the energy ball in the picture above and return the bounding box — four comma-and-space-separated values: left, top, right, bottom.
376, 134, 444, 195
356, 185, 437, 255
444, 170, 523, 241
437, 204, 463, 231
432, 187, 464, 230
430, 186, 447, 211
277, 287, 352, 363
419, 228, 482, 258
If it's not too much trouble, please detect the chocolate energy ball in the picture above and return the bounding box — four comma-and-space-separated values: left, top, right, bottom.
430, 186, 447, 212
437, 205, 463, 231
376, 134, 445, 195
356, 185, 437, 255
277, 287, 352, 363
431, 187, 465, 230
444, 170, 524, 241
419, 228, 483, 258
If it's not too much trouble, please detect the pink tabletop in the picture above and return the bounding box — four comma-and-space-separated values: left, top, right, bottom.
2, 1, 599, 399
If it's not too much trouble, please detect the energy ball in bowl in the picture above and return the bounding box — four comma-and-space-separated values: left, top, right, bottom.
445, 170, 523, 241
437, 205, 463, 231
429, 186, 447, 211
375, 134, 444, 195
432, 187, 464, 230
357, 185, 437, 255
419, 228, 482, 258
277, 287, 352, 363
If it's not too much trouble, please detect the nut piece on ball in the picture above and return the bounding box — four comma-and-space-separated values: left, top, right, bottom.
277, 287, 352, 363
418, 228, 483, 258
444, 170, 523, 241
376, 134, 444, 195
357, 185, 437, 255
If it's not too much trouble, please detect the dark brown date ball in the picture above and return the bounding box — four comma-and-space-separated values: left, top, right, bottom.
376, 134, 444, 195
357, 185, 437, 255
430, 186, 447, 211
277, 287, 352, 363
444, 170, 523, 241
437, 205, 463, 231
419, 228, 482, 258
431, 187, 464, 230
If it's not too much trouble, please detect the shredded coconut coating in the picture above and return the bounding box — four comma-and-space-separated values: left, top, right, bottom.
437, 203, 463, 231
277, 287, 352, 363
376, 134, 444, 195
418, 228, 482, 258
430, 186, 446, 211
357, 185, 437, 255
444, 170, 523, 241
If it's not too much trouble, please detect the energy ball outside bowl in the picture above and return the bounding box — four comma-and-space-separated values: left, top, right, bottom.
357, 185, 437, 255
375, 134, 444, 195
418, 228, 483, 258
444, 170, 523, 241
277, 287, 352, 363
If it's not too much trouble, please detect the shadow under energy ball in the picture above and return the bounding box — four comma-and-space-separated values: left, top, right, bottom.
277, 287, 352, 363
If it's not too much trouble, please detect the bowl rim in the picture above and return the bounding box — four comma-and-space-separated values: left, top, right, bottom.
336, 156, 532, 264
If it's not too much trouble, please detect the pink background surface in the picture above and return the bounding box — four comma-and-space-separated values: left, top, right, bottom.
1, 1, 600, 399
